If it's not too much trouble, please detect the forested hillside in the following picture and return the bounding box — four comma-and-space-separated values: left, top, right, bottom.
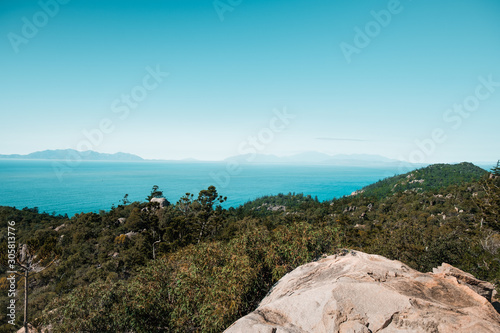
361, 162, 487, 198
0, 162, 499, 332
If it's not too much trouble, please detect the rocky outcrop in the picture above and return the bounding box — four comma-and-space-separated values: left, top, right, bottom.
225, 251, 500, 333
253, 203, 287, 212
125, 231, 138, 239
432, 263, 496, 302
54, 224, 66, 232
150, 197, 168, 208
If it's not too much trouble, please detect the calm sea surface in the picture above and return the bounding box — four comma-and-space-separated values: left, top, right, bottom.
0, 160, 405, 217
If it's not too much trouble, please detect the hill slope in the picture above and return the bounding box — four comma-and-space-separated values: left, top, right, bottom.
357, 162, 487, 198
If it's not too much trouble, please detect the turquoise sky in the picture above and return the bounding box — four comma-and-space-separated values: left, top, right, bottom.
1, 0, 499, 163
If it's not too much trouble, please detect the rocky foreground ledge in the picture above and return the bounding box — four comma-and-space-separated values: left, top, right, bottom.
225, 251, 500, 333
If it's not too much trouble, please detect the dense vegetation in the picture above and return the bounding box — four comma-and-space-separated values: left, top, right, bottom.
361, 162, 487, 198
0, 162, 499, 332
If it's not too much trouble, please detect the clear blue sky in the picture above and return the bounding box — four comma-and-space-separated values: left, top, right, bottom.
1, 0, 499, 163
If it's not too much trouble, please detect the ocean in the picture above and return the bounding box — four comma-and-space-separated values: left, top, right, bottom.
0, 160, 406, 217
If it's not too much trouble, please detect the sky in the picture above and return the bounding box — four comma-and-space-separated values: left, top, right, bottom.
1, 0, 499, 163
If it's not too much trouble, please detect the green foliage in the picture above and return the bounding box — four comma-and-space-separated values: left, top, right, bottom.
491, 160, 500, 176
42, 221, 340, 332
361, 162, 487, 199
146, 185, 164, 201
121, 193, 131, 205
161, 186, 228, 250
41, 280, 129, 332
475, 175, 500, 231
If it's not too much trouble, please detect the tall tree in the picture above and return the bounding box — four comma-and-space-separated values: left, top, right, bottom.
195, 186, 227, 243
491, 160, 500, 176
13, 237, 59, 332
146, 185, 163, 201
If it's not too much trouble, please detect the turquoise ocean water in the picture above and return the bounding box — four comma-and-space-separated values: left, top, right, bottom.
0, 160, 406, 217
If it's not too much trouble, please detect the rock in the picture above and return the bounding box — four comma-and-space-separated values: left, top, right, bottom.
150, 197, 169, 208
117, 217, 126, 224
225, 251, 500, 333
17, 324, 51, 333
344, 206, 357, 213
125, 231, 138, 239
268, 205, 286, 212
432, 263, 497, 302
54, 224, 66, 232
16, 324, 38, 333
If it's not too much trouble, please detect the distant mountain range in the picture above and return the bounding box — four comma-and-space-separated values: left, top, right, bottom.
224, 152, 406, 166
0, 149, 420, 166
0, 149, 143, 161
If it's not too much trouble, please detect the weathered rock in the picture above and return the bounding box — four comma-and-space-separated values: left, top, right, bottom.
433, 263, 497, 302
125, 231, 138, 239
54, 224, 66, 232
117, 217, 126, 224
150, 197, 168, 208
225, 251, 500, 333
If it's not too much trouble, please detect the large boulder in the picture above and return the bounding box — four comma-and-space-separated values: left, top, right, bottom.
150, 197, 169, 208
225, 251, 500, 333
